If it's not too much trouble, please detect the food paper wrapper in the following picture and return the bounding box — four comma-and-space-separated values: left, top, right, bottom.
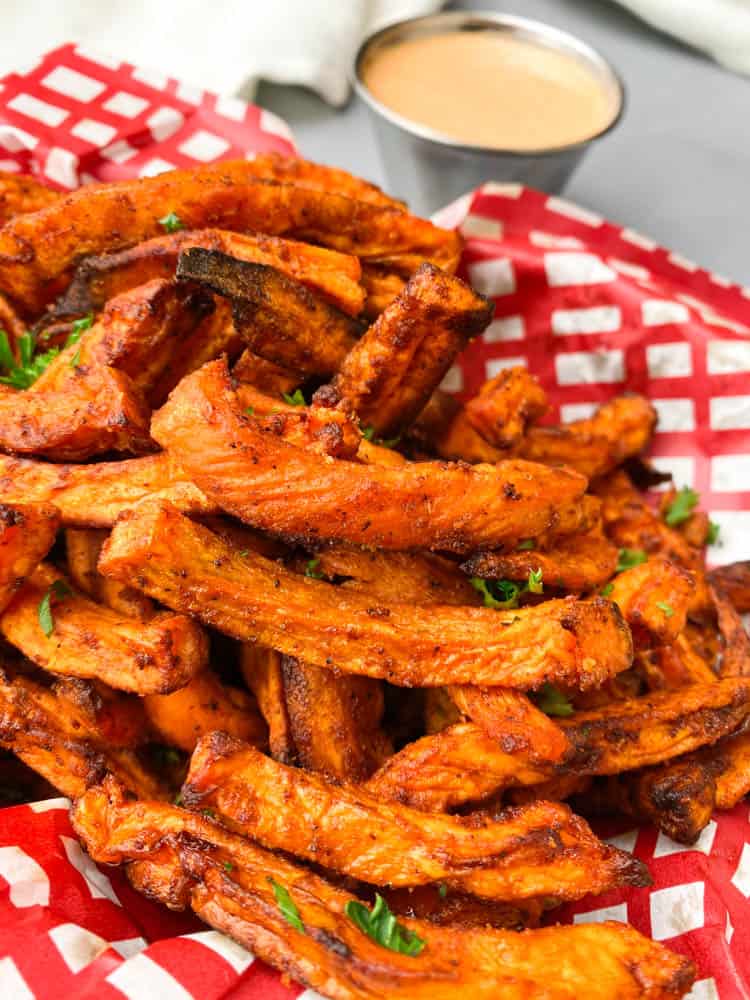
0, 42, 748, 1000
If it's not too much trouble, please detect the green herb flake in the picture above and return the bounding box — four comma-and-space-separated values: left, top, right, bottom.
527, 568, 543, 594
378, 432, 402, 449
305, 558, 324, 580
201, 808, 217, 820
282, 389, 306, 407
361, 425, 375, 442
345, 894, 425, 956
238, 549, 249, 558
665, 486, 700, 527
224, 861, 234, 874
0, 330, 15, 370
616, 548, 648, 574
601, 582, 614, 597
70, 347, 81, 369
470, 577, 520, 610
516, 539, 535, 551
535, 682, 574, 718
656, 601, 675, 618
38, 579, 72, 637
707, 521, 721, 545
269, 877, 305, 933
159, 211, 184, 233
438, 883, 448, 899
244, 406, 255, 416
69, 313, 94, 341
0, 327, 63, 390
173, 792, 183, 807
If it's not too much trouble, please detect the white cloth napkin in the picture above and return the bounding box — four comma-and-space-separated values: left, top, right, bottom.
615, 0, 750, 75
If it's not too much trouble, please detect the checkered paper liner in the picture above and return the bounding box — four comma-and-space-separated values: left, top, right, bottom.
0, 42, 748, 1000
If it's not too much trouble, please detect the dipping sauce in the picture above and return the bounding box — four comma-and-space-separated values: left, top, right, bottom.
361, 30, 619, 151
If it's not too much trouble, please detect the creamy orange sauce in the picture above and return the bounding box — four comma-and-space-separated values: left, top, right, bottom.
362, 30, 618, 151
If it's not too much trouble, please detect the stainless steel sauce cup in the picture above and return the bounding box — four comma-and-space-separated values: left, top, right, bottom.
353, 11, 625, 215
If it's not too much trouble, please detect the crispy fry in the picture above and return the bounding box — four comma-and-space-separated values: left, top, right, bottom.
46, 228, 364, 324
463, 529, 618, 594
143, 669, 267, 753
0, 668, 164, 799
711, 582, 750, 676
324, 263, 491, 437
465, 367, 548, 450
360, 263, 405, 317
0, 451, 215, 527
380, 886, 543, 931
232, 348, 301, 395
0, 364, 152, 460
0, 502, 59, 613
608, 557, 693, 645
640, 636, 717, 689
66, 526, 154, 620
239, 643, 294, 763
0, 563, 208, 694
709, 560, 750, 614
151, 359, 590, 552
184, 732, 648, 903
281, 657, 391, 781
52, 676, 149, 749
73, 778, 693, 1000
714, 726, 750, 809
0, 161, 459, 313
0, 172, 59, 224
411, 390, 507, 463
177, 249, 361, 376
100, 501, 632, 689
448, 686, 570, 762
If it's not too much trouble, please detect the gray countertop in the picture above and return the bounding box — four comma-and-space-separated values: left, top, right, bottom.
258, 0, 749, 284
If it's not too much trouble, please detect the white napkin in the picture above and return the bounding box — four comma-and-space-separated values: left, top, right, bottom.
615, 0, 750, 76
0, 1, 442, 105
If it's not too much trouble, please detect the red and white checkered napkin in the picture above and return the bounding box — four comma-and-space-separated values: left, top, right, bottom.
0, 42, 749, 1000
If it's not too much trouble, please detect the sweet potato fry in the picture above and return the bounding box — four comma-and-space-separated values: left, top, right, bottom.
411, 390, 508, 463
465, 366, 548, 450
0, 172, 59, 224
46, 228, 364, 324
100, 501, 632, 689
0, 364, 152, 460
0, 451, 215, 527
448, 686, 570, 762
0, 562, 208, 694
143, 669, 267, 752
463, 529, 619, 594
73, 778, 694, 1000
177, 249, 361, 376
232, 348, 301, 395
711, 582, 750, 676
608, 557, 693, 645
709, 560, 750, 614
0, 502, 59, 613
184, 732, 648, 903
0, 668, 164, 799
714, 727, 750, 809
380, 886, 543, 931
325, 263, 492, 437
640, 636, 717, 689
239, 643, 294, 763
281, 657, 392, 781
360, 263, 405, 317
151, 359, 590, 552
66, 527, 154, 620
0, 161, 459, 313
52, 676, 149, 749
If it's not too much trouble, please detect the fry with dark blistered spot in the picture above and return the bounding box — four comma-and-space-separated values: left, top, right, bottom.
177, 249, 361, 376
0, 562, 208, 694
100, 501, 632, 689
281, 657, 391, 781
52, 676, 149, 749
463, 529, 618, 594
640, 637, 717, 689
381, 886, 543, 931
183, 733, 648, 903
0, 161, 459, 313
324, 263, 492, 437
709, 561, 750, 614
711, 582, 750, 676
143, 669, 267, 752
66, 527, 154, 620
465, 366, 548, 450
72, 778, 694, 1000
0, 502, 60, 613
0, 668, 164, 799
608, 557, 693, 645
239, 643, 294, 763
0, 451, 214, 527
151, 359, 589, 553
45, 229, 364, 326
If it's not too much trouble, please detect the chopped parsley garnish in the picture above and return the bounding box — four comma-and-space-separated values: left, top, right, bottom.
70, 347, 81, 368
359, 423, 401, 449
534, 683, 574, 718
664, 486, 699, 527
516, 539, 535, 551
238, 549, 249, 558
438, 883, 448, 899
707, 521, 721, 545
282, 389, 306, 407
345, 894, 425, 956
201, 808, 217, 820
38, 579, 72, 637
616, 548, 648, 573
69, 313, 94, 339
305, 558, 324, 579
244, 406, 255, 416
173, 792, 183, 807
159, 211, 184, 233
361, 425, 375, 441
656, 601, 675, 618
471, 569, 543, 609
224, 861, 234, 873
601, 582, 614, 597
0, 319, 93, 389
527, 568, 544, 594
269, 878, 305, 933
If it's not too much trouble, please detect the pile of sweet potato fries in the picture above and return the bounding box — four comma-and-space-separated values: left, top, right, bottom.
0, 158, 746, 998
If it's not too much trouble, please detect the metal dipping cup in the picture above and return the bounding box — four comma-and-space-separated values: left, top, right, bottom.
353, 11, 625, 216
